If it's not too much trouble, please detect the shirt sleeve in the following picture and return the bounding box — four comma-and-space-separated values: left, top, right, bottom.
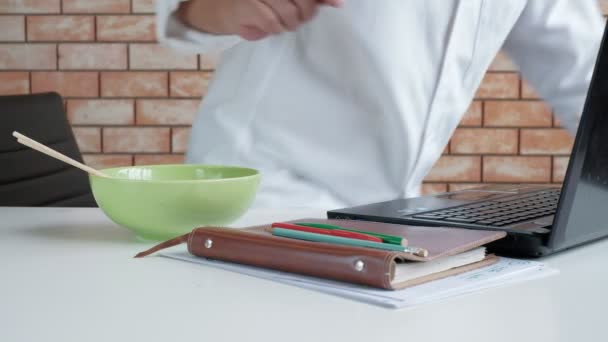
155, 0, 241, 54
502, 0, 605, 134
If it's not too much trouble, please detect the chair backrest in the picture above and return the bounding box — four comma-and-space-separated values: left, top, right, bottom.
0, 92, 97, 207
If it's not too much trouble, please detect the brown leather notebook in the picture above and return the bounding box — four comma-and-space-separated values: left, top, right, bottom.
136, 219, 506, 290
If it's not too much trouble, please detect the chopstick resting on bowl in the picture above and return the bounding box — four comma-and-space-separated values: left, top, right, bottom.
12, 131, 109, 178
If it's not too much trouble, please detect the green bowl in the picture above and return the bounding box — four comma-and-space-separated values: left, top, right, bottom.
89, 164, 260, 240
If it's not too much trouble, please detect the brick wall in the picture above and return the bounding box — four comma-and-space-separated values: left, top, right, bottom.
0, 0, 606, 195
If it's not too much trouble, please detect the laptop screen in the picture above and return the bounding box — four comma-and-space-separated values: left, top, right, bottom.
550, 23, 608, 250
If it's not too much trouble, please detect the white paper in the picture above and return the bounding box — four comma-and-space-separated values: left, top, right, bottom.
161, 249, 558, 309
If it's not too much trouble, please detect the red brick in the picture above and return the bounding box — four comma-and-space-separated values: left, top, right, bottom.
0, 44, 56, 70
458, 101, 482, 126
599, 0, 608, 15
421, 183, 447, 196
521, 79, 541, 99
520, 129, 574, 155
63, 0, 130, 13
475, 73, 519, 99
448, 183, 484, 192
67, 99, 134, 125
451, 128, 518, 154
83, 154, 132, 169
27, 16, 94, 41
488, 52, 517, 72
200, 52, 221, 70
553, 157, 570, 183
0, 0, 60, 13
483, 156, 551, 183
103, 127, 170, 153
0, 16, 25, 41
484, 101, 553, 127
31, 72, 98, 97
134, 154, 185, 165
172, 127, 191, 153
0, 72, 29, 95
72, 127, 101, 153
59, 44, 127, 70
553, 116, 563, 128
130, 44, 198, 70
101, 72, 167, 97
425, 156, 481, 182
170, 71, 211, 97
136, 99, 199, 125
132, 0, 156, 13
97, 15, 156, 41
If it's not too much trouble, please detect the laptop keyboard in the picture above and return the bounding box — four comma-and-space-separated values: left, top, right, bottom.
409, 189, 560, 227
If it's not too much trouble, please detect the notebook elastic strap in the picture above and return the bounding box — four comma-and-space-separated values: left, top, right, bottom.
134, 233, 190, 258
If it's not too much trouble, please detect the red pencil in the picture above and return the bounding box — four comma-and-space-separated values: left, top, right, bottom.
270, 222, 383, 243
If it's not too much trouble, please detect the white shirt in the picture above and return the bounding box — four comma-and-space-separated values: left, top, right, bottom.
156, 0, 604, 209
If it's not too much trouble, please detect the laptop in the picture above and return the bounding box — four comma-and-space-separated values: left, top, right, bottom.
328, 24, 608, 258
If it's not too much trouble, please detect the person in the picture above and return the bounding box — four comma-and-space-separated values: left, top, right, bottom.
156, 0, 604, 209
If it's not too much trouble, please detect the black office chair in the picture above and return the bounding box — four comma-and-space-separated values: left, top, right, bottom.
0, 92, 97, 207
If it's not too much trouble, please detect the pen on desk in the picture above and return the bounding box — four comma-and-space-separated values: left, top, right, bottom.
271, 227, 428, 257
295, 222, 408, 246
271, 222, 383, 243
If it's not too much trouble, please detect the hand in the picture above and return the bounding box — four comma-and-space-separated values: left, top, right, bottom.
178, 0, 344, 41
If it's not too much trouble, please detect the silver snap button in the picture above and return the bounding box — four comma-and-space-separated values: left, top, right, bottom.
204, 238, 213, 249
354, 260, 365, 272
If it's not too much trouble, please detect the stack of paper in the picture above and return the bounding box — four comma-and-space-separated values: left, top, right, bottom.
162, 249, 558, 309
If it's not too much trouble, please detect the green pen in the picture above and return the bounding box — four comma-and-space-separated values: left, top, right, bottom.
295, 222, 408, 246
271, 228, 428, 257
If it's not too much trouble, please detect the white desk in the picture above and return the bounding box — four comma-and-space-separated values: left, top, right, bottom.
0, 207, 606, 342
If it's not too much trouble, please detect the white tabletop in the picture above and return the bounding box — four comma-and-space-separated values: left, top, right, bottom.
0, 207, 606, 342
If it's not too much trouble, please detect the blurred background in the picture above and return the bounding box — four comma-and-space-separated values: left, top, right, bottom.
1, 0, 607, 196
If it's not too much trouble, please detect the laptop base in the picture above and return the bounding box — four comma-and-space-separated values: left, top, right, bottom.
327, 184, 556, 257
326, 210, 550, 257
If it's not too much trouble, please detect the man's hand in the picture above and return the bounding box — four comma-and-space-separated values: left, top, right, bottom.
177, 0, 343, 41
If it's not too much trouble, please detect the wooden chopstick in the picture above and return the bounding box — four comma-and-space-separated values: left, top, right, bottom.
13, 131, 109, 178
